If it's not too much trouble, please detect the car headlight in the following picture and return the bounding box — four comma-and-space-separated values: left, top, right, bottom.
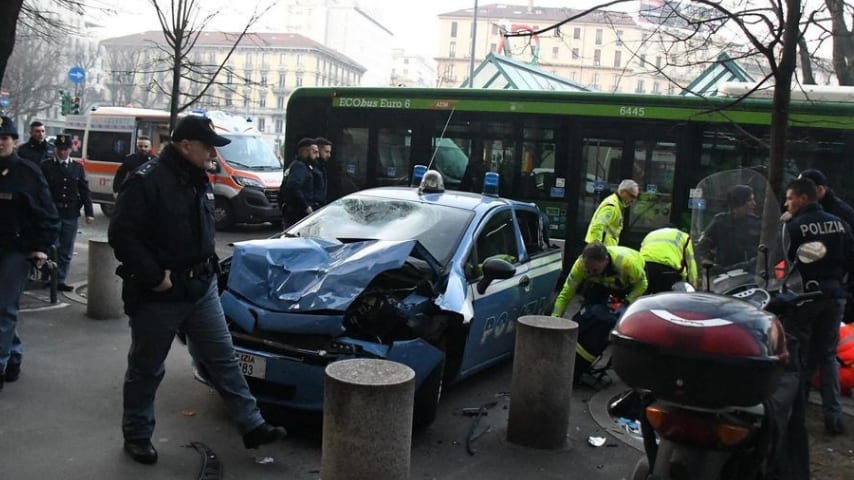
233, 175, 265, 188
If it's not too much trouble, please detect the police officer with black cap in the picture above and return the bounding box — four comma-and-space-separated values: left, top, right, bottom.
784, 176, 854, 436
108, 115, 285, 465
41, 133, 95, 291
0, 116, 59, 392
797, 169, 854, 230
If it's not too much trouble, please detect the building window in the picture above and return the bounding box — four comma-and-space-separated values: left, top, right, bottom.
296, 73, 303, 87
653, 82, 661, 93
260, 72, 268, 86
277, 96, 285, 109
552, 46, 559, 59
656, 56, 662, 68
275, 118, 283, 133
243, 96, 249, 108
554, 27, 561, 37
279, 52, 286, 63
595, 29, 603, 45
245, 53, 253, 66
259, 95, 266, 108
451, 21, 458, 38
278, 73, 286, 88
225, 93, 232, 107
227, 72, 234, 84
592, 73, 600, 89
612, 75, 619, 92
570, 71, 577, 81
614, 51, 622, 68
449, 41, 456, 58
636, 79, 645, 93
640, 54, 647, 66
573, 27, 581, 39
244, 71, 251, 84
571, 48, 579, 60
616, 30, 623, 46
593, 49, 601, 66
668, 83, 675, 95
258, 118, 265, 133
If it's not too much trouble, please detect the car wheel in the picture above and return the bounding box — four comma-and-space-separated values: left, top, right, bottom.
413, 355, 445, 429
214, 197, 235, 230
100, 203, 115, 217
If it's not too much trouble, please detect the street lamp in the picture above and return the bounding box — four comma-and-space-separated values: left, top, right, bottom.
468, 0, 479, 88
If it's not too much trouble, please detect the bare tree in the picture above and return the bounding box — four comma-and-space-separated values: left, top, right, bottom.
824, 0, 854, 84
146, 0, 272, 131
3, 25, 66, 125
0, 0, 26, 84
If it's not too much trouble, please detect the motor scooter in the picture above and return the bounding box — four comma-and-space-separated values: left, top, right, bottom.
609, 169, 823, 480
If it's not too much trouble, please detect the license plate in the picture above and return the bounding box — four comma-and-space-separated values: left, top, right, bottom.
235, 352, 266, 379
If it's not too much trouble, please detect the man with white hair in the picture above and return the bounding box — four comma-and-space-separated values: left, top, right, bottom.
585, 179, 639, 246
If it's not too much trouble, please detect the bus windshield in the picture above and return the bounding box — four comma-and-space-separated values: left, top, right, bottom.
218, 135, 281, 170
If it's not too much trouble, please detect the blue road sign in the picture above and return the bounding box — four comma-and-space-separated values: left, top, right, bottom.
68, 66, 86, 84
0, 96, 9, 108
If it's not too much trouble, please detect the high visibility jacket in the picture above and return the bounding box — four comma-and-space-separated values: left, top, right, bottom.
640, 227, 698, 286
585, 193, 627, 246
552, 246, 647, 317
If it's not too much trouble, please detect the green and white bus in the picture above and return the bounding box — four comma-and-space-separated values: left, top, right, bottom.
284, 86, 854, 257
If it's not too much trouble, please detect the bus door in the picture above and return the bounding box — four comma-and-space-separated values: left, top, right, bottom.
574, 131, 678, 249
477, 121, 516, 196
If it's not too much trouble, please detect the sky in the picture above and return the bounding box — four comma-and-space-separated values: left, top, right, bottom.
89, 0, 599, 57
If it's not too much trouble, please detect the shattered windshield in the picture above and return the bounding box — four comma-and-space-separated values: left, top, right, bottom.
287, 194, 474, 265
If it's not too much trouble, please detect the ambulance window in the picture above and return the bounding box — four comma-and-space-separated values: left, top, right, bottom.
87, 131, 132, 163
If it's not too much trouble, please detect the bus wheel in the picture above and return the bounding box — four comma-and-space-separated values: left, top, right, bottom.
100, 204, 115, 218
214, 197, 235, 230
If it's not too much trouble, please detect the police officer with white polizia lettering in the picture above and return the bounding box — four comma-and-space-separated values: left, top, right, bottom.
783, 177, 854, 437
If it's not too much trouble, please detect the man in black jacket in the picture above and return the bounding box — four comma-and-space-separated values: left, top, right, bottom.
784, 177, 853, 440
113, 135, 157, 196
798, 169, 854, 230
0, 116, 59, 392
16, 121, 54, 165
108, 116, 285, 465
41, 134, 95, 291
279, 137, 318, 226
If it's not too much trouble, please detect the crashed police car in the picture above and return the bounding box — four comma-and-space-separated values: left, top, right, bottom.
210, 168, 562, 426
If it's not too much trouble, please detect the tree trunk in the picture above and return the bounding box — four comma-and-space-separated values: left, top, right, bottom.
798, 37, 816, 85
0, 0, 25, 85
826, 0, 854, 85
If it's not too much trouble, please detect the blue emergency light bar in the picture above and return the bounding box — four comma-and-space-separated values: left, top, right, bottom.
411, 164, 427, 187
483, 172, 500, 196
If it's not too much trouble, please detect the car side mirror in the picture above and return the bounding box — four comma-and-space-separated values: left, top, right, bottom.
477, 257, 516, 294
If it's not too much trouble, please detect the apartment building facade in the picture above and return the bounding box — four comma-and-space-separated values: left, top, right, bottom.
436, 3, 714, 94
99, 31, 364, 144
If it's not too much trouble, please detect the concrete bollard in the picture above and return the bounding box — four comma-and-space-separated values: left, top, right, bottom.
321, 359, 415, 480
507, 315, 579, 449
86, 239, 123, 319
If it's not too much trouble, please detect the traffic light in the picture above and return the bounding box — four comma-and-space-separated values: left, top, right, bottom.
71, 96, 81, 114
60, 92, 72, 115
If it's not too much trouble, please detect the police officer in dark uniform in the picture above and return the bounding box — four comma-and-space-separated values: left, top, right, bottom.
696, 184, 761, 271
311, 137, 332, 209
279, 137, 318, 226
798, 169, 854, 230
108, 115, 285, 465
113, 135, 157, 196
41, 134, 95, 291
0, 116, 59, 392
784, 177, 853, 439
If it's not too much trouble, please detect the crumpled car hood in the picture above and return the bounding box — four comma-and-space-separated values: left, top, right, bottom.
226, 237, 438, 312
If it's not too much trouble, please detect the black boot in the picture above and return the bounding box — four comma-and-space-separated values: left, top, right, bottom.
124, 439, 158, 464
242, 423, 287, 449
5, 361, 20, 382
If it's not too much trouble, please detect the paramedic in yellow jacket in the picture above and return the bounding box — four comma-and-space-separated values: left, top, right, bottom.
584, 179, 640, 246
552, 242, 648, 317
640, 227, 698, 293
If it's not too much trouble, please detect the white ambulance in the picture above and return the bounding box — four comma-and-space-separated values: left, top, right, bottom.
66, 107, 283, 229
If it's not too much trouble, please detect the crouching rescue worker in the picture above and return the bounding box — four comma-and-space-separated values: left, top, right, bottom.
108, 115, 286, 465
640, 227, 698, 293
552, 242, 647, 386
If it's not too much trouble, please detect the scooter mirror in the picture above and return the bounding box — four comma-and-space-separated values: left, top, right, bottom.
796, 241, 826, 264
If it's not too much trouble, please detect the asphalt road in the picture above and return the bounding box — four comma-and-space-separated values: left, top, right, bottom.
4, 211, 640, 479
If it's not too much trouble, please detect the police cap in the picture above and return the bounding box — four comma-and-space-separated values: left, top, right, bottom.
0, 116, 19, 139
171, 115, 231, 147
53, 133, 73, 149
798, 169, 828, 187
